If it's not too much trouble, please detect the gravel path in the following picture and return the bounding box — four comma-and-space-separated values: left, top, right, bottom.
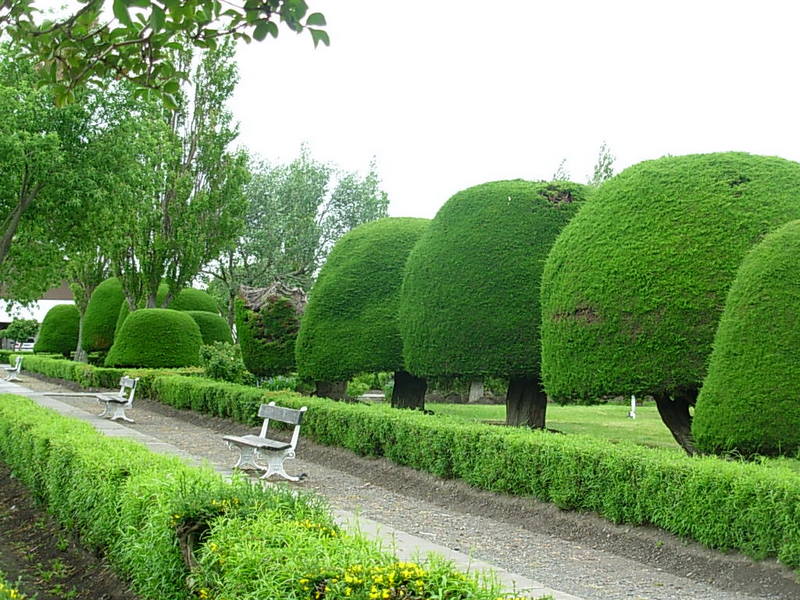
16, 375, 800, 600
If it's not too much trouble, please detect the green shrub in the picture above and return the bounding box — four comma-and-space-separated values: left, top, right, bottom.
81, 277, 125, 353
694, 220, 800, 456
199, 342, 254, 385
0, 394, 503, 600
541, 153, 800, 402
105, 309, 203, 368
400, 180, 589, 379
149, 374, 800, 569
34, 304, 79, 357
187, 311, 232, 344
3, 317, 39, 343
296, 217, 430, 381
235, 297, 299, 378
168, 288, 219, 313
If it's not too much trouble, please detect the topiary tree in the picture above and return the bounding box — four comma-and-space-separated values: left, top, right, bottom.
81, 277, 125, 354
168, 288, 220, 313
540, 152, 800, 453
399, 180, 591, 426
235, 283, 306, 379
693, 220, 800, 457
296, 217, 430, 407
105, 308, 203, 368
34, 304, 80, 357
187, 310, 233, 345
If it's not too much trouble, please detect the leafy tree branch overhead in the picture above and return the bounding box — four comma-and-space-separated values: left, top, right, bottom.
0, 0, 328, 105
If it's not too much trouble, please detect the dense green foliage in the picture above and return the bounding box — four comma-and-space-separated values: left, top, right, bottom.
296, 217, 429, 380
198, 342, 254, 385
169, 288, 219, 313
541, 152, 800, 400
81, 277, 125, 352
3, 317, 38, 342
400, 180, 590, 378
186, 311, 232, 344
105, 309, 203, 368
235, 297, 299, 377
694, 220, 800, 456
0, 395, 502, 600
33, 304, 79, 356
149, 374, 800, 568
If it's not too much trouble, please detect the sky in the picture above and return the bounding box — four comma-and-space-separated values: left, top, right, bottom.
229, 0, 800, 219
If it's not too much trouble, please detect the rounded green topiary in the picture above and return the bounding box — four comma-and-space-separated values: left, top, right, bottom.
81, 277, 125, 353
296, 217, 430, 381
235, 295, 301, 378
105, 308, 202, 368
187, 310, 233, 344
693, 220, 800, 456
541, 152, 800, 402
399, 180, 590, 379
34, 304, 80, 356
168, 288, 219, 313
114, 283, 169, 334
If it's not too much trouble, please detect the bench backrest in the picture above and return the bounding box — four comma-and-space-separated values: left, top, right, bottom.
12, 356, 22, 371
258, 401, 308, 450
118, 376, 139, 403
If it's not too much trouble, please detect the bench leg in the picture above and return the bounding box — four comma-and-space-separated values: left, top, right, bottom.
98, 401, 110, 418
256, 450, 303, 482
109, 404, 134, 423
225, 442, 261, 471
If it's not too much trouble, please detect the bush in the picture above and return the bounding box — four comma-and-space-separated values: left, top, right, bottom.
199, 342, 254, 385
295, 217, 430, 381
235, 297, 299, 378
0, 394, 504, 600
400, 180, 589, 380
81, 277, 125, 353
149, 374, 800, 569
168, 288, 219, 313
3, 317, 39, 343
34, 304, 79, 356
694, 220, 800, 457
105, 309, 203, 368
541, 153, 800, 402
187, 311, 232, 344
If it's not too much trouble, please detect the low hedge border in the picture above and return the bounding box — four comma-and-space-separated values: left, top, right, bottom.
12, 354, 203, 399
0, 349, 32, 364
149, 375, 800, 571
0, 395, 511, 600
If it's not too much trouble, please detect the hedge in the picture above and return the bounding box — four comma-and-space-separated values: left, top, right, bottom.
694, 220, 800, 457
106, 309, 202, 368
186, 310, 232, 345
0, 395, 506, 600
400, 180, 590, 379
34, 304, 79, 356
148, 375, 800, 569
296, 217, 430, 381
235, 296, 298, 377
81, 277, 125, 353
116, 286, 218, 334
541, 152, 800, 402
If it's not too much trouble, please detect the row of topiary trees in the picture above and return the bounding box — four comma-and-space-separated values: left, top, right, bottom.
288, 152, 800, 459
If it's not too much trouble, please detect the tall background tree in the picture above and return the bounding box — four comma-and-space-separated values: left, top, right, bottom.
588, 141, 615, 186
205, 146, 390, 328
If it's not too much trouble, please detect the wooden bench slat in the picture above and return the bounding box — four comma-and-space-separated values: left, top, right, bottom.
257, 403, 305, 424
222, 434, 291, 451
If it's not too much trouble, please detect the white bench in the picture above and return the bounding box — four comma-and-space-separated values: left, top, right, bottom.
97, 376, 139, 423
2, 356, 23, 382
223, 401, 307, 482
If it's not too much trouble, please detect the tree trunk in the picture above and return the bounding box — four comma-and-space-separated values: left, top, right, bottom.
74, 311, 88, 363
505, 375, 547, 428
314, 380, 346, 400
391, 370, 427, 410
468, 380, 484, 403
655, 389, 698, 455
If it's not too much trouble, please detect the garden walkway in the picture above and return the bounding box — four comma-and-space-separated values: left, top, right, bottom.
3, 375, 799, 600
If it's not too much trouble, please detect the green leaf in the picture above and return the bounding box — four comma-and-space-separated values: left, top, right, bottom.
112, 0, 134, 28
163, 79, 180, 95
162, 92, 179, 111
305, 12, 326, 27
150, 4, 165, 30
253, 20, 270, 41
308, 28, 330, 48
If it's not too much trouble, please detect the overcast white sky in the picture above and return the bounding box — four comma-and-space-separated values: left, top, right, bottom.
230, 0, 800, 219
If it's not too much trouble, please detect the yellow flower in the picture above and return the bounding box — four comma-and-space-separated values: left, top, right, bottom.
345, 587, 352, 596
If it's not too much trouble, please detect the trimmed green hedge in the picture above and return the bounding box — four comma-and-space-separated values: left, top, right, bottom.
0, 395, 504, 600
149, 375, 800, 569
296, 217, 430, 380
81, 277, 125, 353
187, 311, 232, 344
400, 180, 590, 378
34, 304, 79, 356
694, 220, 800, 457
168, 288, 219, 313
235, 297, 298, 378
106, 309, 203, 368
541, 152, 800, 401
